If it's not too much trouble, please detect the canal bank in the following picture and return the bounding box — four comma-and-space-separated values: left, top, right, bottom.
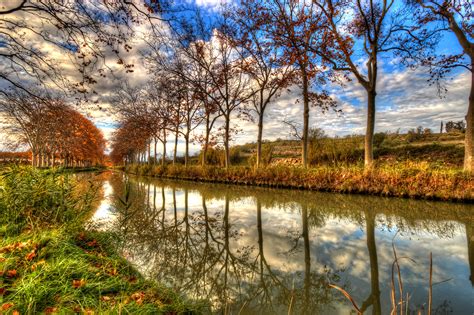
123, 164, 474, 202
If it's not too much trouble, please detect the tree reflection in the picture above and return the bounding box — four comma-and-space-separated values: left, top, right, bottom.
467, 222, 474, 287
102, 173, 473, 314
360, 210, 381, 315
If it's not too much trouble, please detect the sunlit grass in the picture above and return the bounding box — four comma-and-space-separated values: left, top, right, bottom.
0, 166, 202, 314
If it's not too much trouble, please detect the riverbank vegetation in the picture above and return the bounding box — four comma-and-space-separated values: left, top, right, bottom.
122, 130, 472, 202
124, 162, 472, 202
0, 166, 199, 314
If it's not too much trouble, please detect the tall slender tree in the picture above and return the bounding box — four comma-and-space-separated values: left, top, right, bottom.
315, 0, 403, 168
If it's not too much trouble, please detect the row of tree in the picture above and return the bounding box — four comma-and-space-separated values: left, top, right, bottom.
110, 0, 473, 172
1, 94, 106, 167
1, 1, 471, 171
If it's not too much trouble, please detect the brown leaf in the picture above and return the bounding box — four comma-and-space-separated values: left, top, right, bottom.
100, 296, 111, 302
0, 257, 5, 262
72, 279, 86, 289
0, 287, 6, 295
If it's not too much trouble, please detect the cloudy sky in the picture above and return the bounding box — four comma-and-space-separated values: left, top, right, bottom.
0, 0, 470, 156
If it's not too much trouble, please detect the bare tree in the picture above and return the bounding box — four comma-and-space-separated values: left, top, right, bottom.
231, 1, 296, 168
315, 0, 407, 168
256, 0, 336, 167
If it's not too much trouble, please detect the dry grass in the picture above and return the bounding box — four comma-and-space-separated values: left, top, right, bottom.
125, 163, 473, 202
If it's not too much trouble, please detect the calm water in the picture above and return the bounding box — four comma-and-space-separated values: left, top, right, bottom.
90, 171, 474, 314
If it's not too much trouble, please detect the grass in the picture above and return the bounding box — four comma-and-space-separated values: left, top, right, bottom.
124, 162, 473, 202
0, 166, 202, 314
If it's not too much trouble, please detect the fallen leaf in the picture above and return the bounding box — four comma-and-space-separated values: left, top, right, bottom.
13, 310, 20, 315
31, 259, 46, 271
100, 296, 111, 302
7, 269, 17, 278
72, 279, 86, 289
1, 303, 14, 311
130, 292, 145, 305
0, 257, 5, 262
86, 240, 98, 247
25, 249, 36, 261
44, 306, 58, 314
0, 287, 6, 295
83, 308, 94, 315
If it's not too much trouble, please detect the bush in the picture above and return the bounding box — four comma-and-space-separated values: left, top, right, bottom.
373, 132, 387, 148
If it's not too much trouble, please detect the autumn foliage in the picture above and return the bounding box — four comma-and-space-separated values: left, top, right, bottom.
1, 95, 106, 167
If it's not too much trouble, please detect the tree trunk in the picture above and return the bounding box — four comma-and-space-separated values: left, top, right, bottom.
224, 114, 230, 169
31, 150, 36, 167
256, 113, 264, 168
162, 129, 167, 167
173, 126, 179, 165
301, 68, 310, 168
184, 133, 190, 167
365, 89, 376, 168
147, 140, 151, 164
154, 137, 158, 165
464, 65, 474, 173
202, 117, 211, 167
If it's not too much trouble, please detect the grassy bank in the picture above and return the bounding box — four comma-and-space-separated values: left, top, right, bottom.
124, 163, 473, 202
0, 166, 200, 314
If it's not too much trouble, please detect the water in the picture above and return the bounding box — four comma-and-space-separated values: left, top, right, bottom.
90, 171, 474, 314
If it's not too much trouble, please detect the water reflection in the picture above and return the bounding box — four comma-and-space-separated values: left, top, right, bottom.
93, 172, 474, 314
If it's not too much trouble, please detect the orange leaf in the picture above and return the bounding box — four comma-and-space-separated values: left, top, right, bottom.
7, 269, 17, 278
72, 279, 86, 289
1, 303, 14, 311
100, 296, 111, 302
130, 292, 145, 305
86, 240, 98, 247
44, 306, 58, 314
25, 250, 36, 261
13, 311, 20, 315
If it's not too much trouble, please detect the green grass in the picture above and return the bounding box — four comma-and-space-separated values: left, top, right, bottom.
0, 166, 202, 314
0, 228, 196, 314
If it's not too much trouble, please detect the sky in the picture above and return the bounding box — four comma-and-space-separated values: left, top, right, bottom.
0, 0, 470, 156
